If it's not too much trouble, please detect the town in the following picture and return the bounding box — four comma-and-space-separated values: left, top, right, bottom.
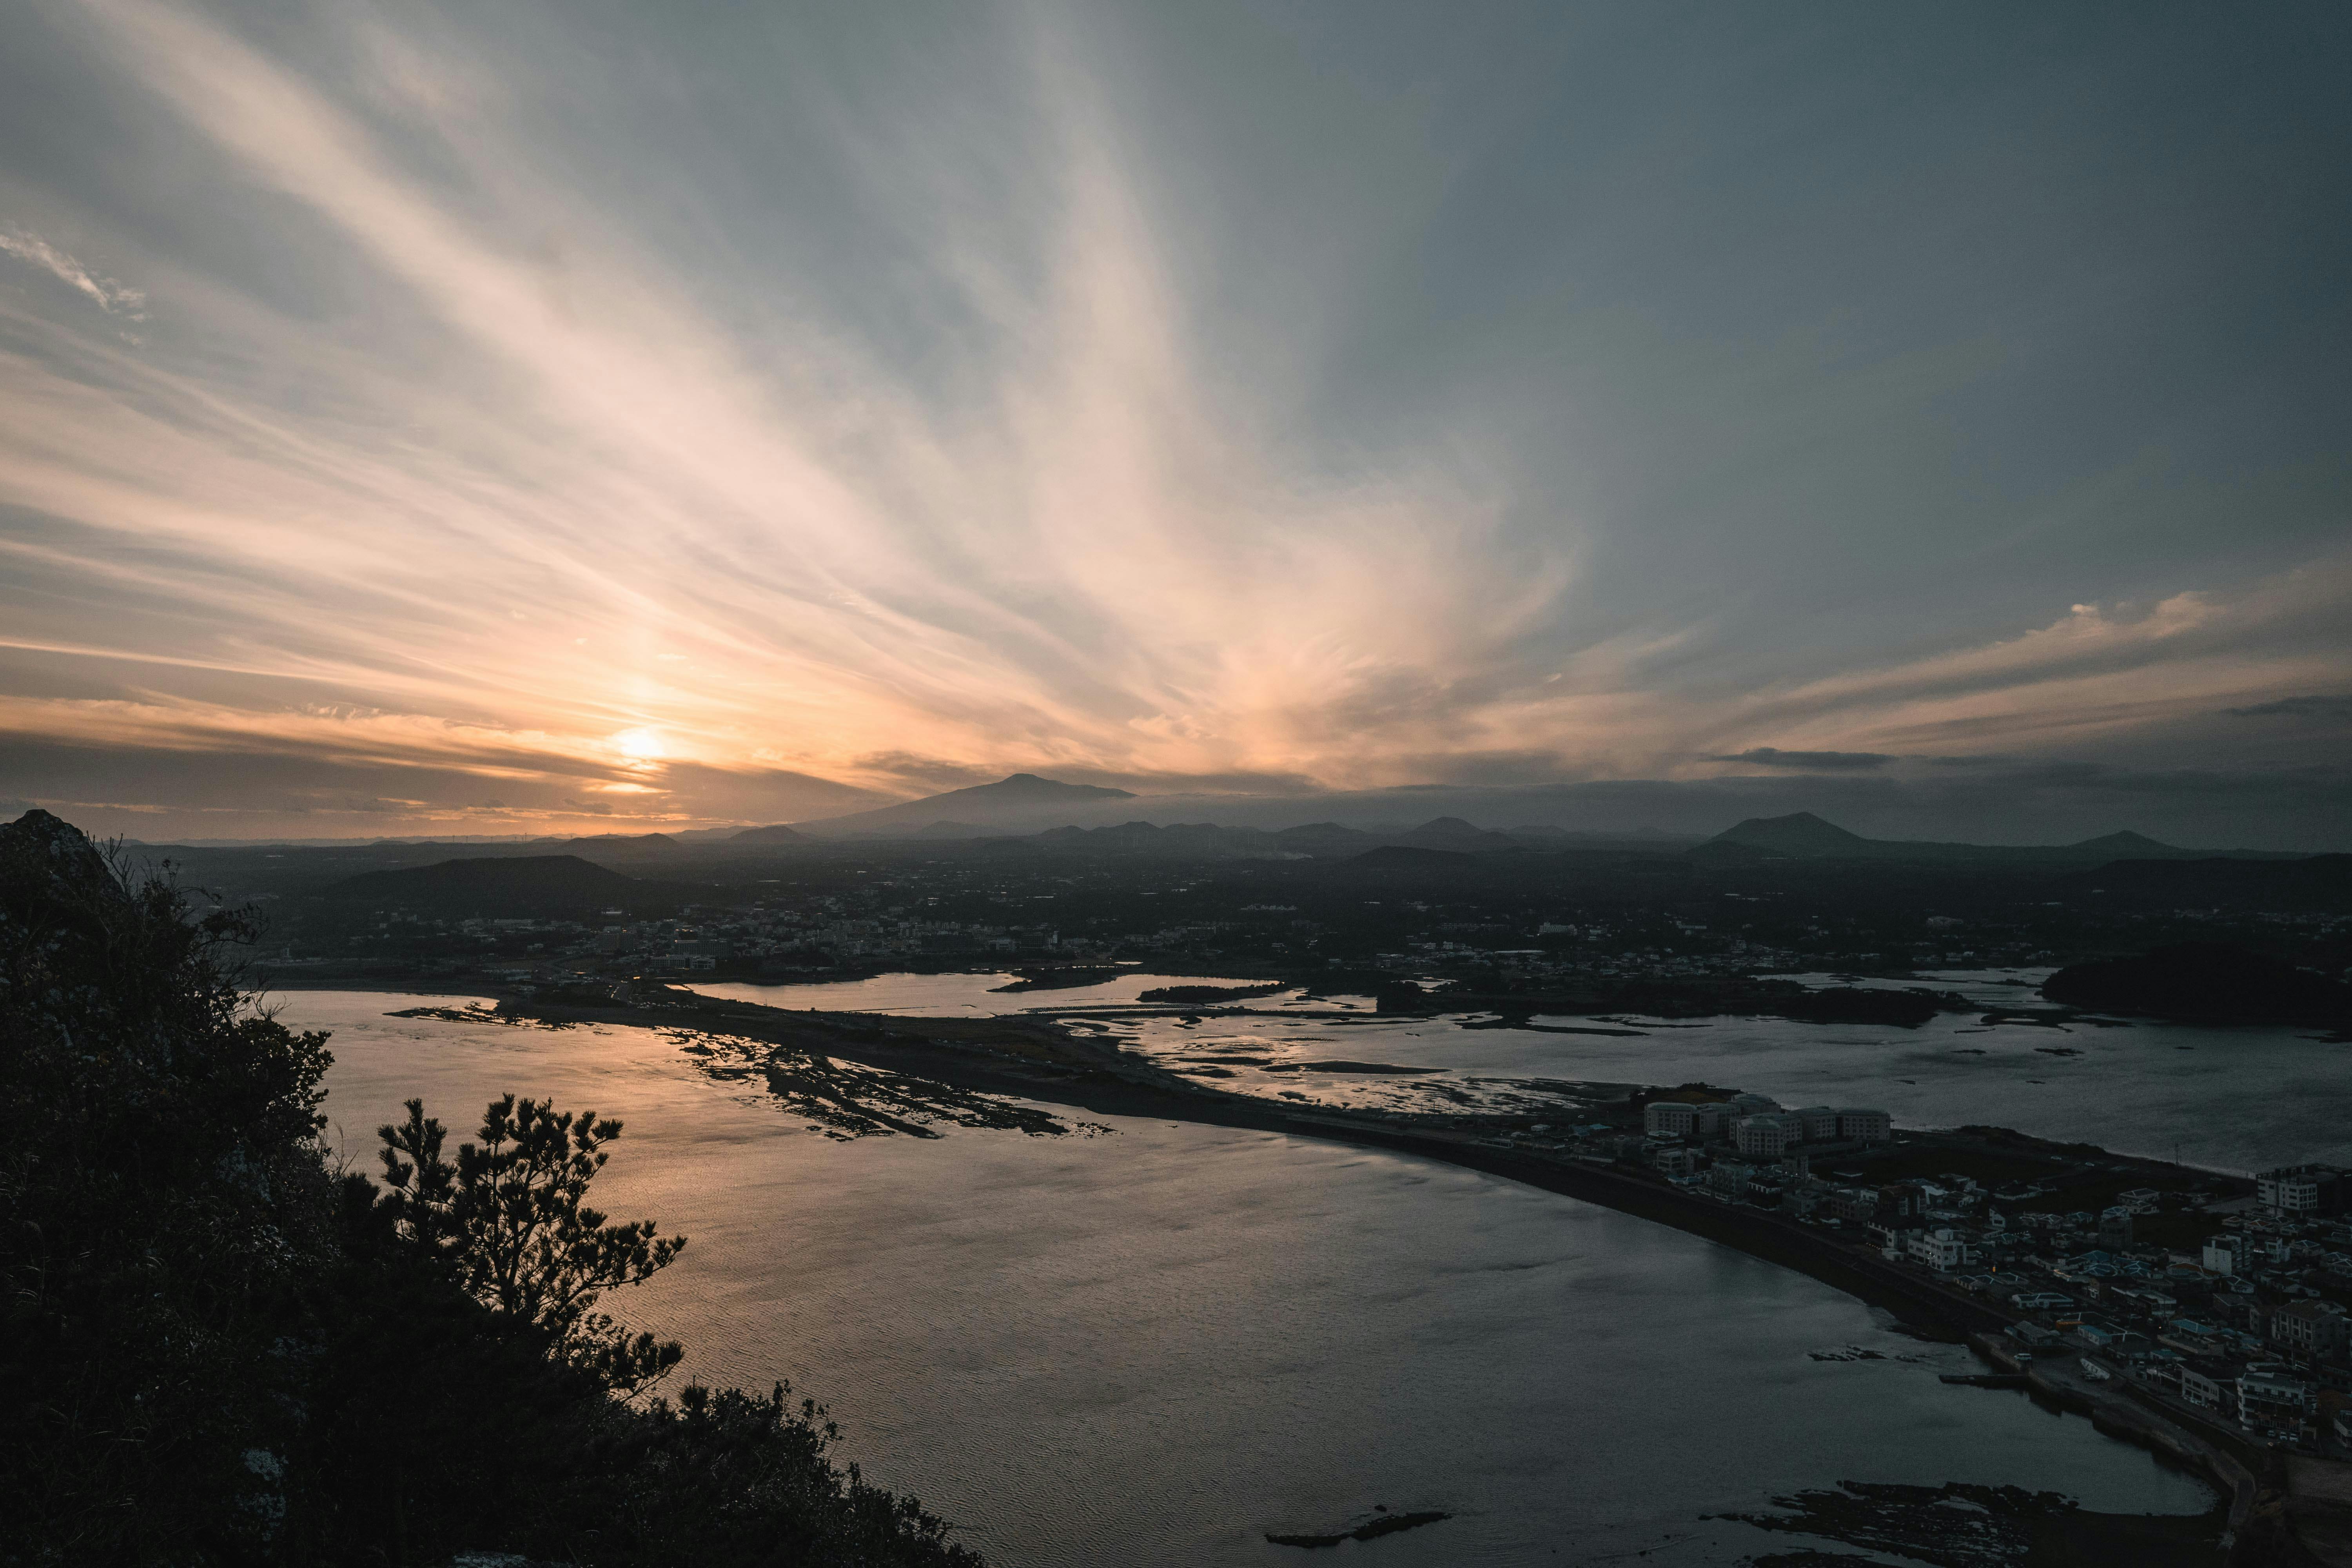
1547, 1090, 2352, 1458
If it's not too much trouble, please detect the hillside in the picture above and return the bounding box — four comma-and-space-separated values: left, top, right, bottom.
544, 832, 686, 855
2051, 854, 2352, 912
322, 854, 703, 915
2042, 942, 2352, 1025
797, 773, 1136, 836
0, 808, 980, 1565
1693, 813, 2282, 864
730, 823, 812, 844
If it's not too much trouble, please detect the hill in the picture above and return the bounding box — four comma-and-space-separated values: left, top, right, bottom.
2051, 854, 2352, 912
0, 808, 979, 1565
1393, 816, 1520, 850
1706, 811, 1875, 857
797, 773, 1138, 837
729, 823, 812, 844
1691, 813, 2288, 865
321, 854, 703, 915
2042, 942, 2352, 1025
535, 832, 688, 860
1348, 845, 1478, 869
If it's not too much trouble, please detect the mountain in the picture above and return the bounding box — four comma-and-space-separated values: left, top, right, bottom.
543, 832, 686, 857
1707, 812, 1876, 857
1395, 816, 1519, 850
2066, 831, 2177, 858
728, 824, 811, 844
319, 855, 703, 915
1689, 813, 2285, 864
795, 773, 1138, 837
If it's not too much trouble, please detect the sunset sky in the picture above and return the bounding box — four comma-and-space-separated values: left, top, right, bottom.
2, 1, 2347, 844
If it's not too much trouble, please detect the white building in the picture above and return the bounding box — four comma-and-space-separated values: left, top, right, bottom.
1644, 1102, 1697, 1136
1648, 1145, 1698, 1178
2202, 1236, 2249, 1276
1836, 1109, 1892, 1143
2239, 1366, 2314, 1426
2257, 1165, 2346, 1217
1792, 1106, 1842, 1142
1906, 1228, 1975, 1271
1734, 1116, 1790, 1160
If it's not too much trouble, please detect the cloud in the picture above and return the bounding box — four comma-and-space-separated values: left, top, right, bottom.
1704, 748, 1893, 771
2227, 695, 2352, 720
0, 231, 145, 317
0, 1, 2342, 843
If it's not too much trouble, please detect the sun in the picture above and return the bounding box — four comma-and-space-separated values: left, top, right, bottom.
611, 726, 668, 762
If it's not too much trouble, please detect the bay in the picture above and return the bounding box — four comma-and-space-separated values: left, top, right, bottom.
291, 988, 2212, 1566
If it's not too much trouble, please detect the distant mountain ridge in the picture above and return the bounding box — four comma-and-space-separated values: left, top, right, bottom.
796, 773, 1137, 837
728, 824, 810, 844
1693, 812, 2292, 864
536, 832, 686, 856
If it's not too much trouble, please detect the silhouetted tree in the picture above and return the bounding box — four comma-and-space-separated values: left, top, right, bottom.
379, 1094, 686, 1392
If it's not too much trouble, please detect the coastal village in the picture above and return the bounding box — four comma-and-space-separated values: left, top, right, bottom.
1604, 1093, 2352, 1454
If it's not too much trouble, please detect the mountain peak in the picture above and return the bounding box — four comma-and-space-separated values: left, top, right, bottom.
1710, 812, 1871, 853
963, 773, 1136, 801
2069, 829, 2176, 852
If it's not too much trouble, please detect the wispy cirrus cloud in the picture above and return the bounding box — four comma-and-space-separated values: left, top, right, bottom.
0, 230, 145, 317
0, 0, 2345, 842
2227, 694, 2352, 720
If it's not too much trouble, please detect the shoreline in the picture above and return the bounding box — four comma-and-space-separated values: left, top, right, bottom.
304, 978, 2313, 1563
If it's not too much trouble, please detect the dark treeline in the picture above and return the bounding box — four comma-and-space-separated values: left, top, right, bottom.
0, 807, 982, 1567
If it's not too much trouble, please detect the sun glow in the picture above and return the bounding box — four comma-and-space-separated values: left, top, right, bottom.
611, 727, 668, 763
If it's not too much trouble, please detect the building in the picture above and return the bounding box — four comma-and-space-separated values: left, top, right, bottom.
2257, 1165, 2348, 1217
1836, 1109, 1893, 1143
2175, 1362, 2239, 1414
1648, 1145, 1698, 1178
1906, 1228, 1974, 1271
1644, 1102, 1697, 1136
2269, 1301, 2350, 1362
1829, 1187, 1880, 1223
1791, 1106, 1841, 1143
1704, 1160, 1754, 1201
1733, 1116, 1790, 1160
2239, 1366, 2314, 1428
1878, 1182, 1931, 1225
2203, 1235, 2250, 1276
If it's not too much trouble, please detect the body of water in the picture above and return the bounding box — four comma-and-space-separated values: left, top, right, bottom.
697, 969, 2347, 1173
290, 989, 2212, 1567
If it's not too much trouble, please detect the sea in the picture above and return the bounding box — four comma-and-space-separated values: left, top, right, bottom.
285, 969, 2265, 1566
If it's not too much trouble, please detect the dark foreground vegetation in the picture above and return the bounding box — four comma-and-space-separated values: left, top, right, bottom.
0, 808, 980, 1567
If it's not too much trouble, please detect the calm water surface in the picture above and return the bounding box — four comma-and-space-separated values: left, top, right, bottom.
700, 968, 2348, 1172
291, 989, 2210, 1567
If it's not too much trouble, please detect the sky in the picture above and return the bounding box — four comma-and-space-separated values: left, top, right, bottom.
1, 0, 2347, 846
